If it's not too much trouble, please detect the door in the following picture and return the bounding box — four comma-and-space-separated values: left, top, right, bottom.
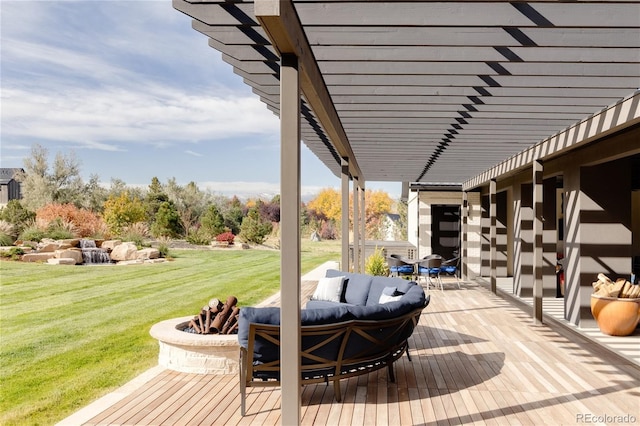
431, 205, 460, 260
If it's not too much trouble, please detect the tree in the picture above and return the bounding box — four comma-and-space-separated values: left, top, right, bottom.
16, 144, 84, 210
307, 188, 341, 223
145, 177, 169, 228
165, 179, 211, 235
260, 195, 280, 223
82, 174, 108, 213
395, 199, 408, 240
365, 190, 393, 221
150, 201, 182, 238
239, 206, 273, 244
200, 204, 226, 239
0, 200, 35, 235
221, 196, 244, 235
102, 192, 146, 235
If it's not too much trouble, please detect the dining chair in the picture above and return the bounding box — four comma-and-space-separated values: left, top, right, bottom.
387, 256, 415, 280
417, 255, 443, 291
440, 256, 461, 289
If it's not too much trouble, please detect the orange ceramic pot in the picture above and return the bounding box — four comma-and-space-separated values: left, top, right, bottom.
590, 295, 640, 336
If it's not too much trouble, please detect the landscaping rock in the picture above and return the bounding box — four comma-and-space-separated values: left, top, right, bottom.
110, 242, 138, 261
137, 248, 160, 260
117, 259, 144, 265
48, 258, 77, 265
38, 242, 60, 253
55, 249, 83, 264
23, 253, 56, 262
101, 240, 122, 251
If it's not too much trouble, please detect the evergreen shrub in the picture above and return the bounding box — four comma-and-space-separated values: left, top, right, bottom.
365, 246, 389, 276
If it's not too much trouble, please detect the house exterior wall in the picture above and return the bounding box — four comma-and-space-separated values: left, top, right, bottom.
0, 168, 24, 207
412, 191, 462, 259
465, 191, 482, 279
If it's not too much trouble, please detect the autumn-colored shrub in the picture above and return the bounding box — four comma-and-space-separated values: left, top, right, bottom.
319, 220, 337, 240
36, 203, 105, 238
215, 231, 235, 244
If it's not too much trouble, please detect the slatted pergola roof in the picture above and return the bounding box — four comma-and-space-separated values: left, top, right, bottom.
174, 0, 640, 187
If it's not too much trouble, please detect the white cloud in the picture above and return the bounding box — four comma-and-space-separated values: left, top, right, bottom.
185, 150, 203, 157
197, 181, 330, 201
1, 85, 279, 149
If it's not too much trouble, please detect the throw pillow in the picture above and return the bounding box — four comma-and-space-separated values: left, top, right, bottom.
311, 276, 346, 303
379, 286, 403, 304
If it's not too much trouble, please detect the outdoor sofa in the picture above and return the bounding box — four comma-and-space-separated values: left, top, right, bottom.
237, 269, 429, 415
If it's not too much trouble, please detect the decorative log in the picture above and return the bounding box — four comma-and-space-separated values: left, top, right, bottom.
189, 318, 201, 334
205, 308, 212, 334
227, 321, 239, 334
209, 298, 222, 312
222, 306, 240, 334
211, 296, 238, 333
184, 295, 240, 334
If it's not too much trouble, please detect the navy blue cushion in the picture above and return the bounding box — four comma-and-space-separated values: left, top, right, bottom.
238, 305, 353, 353
367, 275, 413, 306
390, 265, 414, 274
301, 305, 353, 325
418, 266, 441, 274
306, 299, 355, 310
326, 269, 372, 305
237, 307, 280, 349
396, 279, 415, 294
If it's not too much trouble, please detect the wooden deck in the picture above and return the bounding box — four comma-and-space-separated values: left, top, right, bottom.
61, 278, 640, 426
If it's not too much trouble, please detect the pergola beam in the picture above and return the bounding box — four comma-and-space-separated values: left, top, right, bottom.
255, 0, 362, 180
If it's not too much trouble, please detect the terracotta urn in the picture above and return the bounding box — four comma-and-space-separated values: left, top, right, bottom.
590, 294, 640, 336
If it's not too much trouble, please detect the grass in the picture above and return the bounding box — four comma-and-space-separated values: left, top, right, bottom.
0, 240, 340, 425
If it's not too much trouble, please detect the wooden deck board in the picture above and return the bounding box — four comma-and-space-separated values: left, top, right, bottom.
69, 282, 639, 426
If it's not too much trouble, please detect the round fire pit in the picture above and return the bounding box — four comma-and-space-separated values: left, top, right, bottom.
149, 316, 239, 374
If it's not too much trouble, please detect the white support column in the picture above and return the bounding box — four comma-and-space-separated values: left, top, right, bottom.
353, 177, 360, 273
341, 158, 350, 272
279, 53, 301, 425
360, 182, 366, 272
490, 179, 497, 294
462, 191, 468, 281
533, 160, 544, 325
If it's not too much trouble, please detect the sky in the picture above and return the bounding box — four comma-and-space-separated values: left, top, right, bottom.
0, 0, 401, 200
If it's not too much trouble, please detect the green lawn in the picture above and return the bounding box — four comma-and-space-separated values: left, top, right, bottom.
0, 242, 339, 425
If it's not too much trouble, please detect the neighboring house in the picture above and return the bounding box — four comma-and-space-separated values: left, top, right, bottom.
383, 213, 400, 241
0, 168, 24, 207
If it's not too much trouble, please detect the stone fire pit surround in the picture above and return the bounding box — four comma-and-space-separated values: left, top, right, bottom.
149, 261, 339, 375
149, 316, 239, 375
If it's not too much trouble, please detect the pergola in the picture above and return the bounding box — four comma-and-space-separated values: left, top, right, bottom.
173, 1, 640, 423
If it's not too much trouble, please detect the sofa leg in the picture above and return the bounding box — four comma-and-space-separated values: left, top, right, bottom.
388, 363, 396, 383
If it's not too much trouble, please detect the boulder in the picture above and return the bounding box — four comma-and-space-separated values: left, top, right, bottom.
117, 259, 143, 265
137, 248, 160, 260
55, 249, 83, 265
110, 242, 138, 261
101, 240, 122, 251
38, 242, 60, 253
60, 239, 81, 247
48, 258, 77, 265
23, 253, 56, 262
